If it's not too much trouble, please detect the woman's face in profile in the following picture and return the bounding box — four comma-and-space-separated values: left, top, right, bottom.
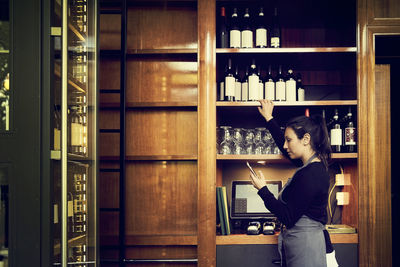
283, 127, 305, 159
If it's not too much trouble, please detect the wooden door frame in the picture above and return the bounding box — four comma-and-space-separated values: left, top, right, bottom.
358, 26, 399, 267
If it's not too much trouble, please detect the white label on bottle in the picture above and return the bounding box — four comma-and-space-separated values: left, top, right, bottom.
68, 200, 74, 217
241, 30, 253, 48
258, 82, 264, 100
54, 204, 59, 224
230, 30, 241, 48
345, 127, 356, 145
242, 82, 248, 101
265, 81, 275, 100
286, 79, 296, 101
235, 81, 242, 100
298, 88, 305, 101
54, 128, 61, 150
330, 128, 342, 146
256, 28, 267, 47
248, 75, 259, 100
225, 76, 235, 97
71, 122, 83, 146
271, 37, 280, 48
219, 82, 224, 101
276, 81, 286, 101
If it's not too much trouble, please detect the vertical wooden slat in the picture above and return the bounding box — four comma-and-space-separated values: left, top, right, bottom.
197, 0, 216, 266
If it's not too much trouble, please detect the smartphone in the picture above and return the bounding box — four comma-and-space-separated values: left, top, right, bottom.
246, 161, 258, 178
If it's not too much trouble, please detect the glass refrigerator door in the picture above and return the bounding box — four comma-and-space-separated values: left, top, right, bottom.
51, 0, 97, 266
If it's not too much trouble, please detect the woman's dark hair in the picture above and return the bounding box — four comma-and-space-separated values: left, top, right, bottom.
286, 115, 332, 168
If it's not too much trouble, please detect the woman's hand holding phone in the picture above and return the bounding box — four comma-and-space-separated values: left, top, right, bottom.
247, 162, 267, 190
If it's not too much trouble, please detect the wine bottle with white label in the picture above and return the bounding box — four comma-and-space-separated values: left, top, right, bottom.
257, 65, 264, 100
241, 8, 253, 48
330, 109, 342, 153
256, 7, 267, 48
270, 7, 281, 48
275, 65, 286, 101
229, 8, 241, 48
344, 107, 356, 152
241, 66, 249, 101
264, 65, 275, 100
286, 69, 296, 101
296, 73, 305, 101
234, 65, 242, 101
224, 58, 235, 101
248, 59, 260, 101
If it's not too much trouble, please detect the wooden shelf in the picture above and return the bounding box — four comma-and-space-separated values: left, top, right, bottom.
127, 48, 197, 54
216, 233, 358, 245
216, 47, 357, 54
217, 153, 357, 161
125, 235, 197, 246
100, 155, 198, 161
216, 100, 358, 107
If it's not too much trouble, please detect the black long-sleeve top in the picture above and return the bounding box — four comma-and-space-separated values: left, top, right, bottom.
257, 118, 329, 229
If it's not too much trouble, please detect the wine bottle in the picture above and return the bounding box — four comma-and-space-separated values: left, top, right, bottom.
224, 58, 235, 101
275, 65, 286, 101
344, 107, 356, 152
258, 65, 264, 100
256, 7, 267, 48
219, 64, 227, 101
234, 65, 242, 101
248, 59, 259, 101
241, 8, 253, 48
218, 7, 229, 48
270, 7, 281, 48
330, 109, 342, 153
229, 8, 241, 48
286, 69, 296, 101
264, 65, 275, 100
296, 73, 305, 101
241, 66, 249, 101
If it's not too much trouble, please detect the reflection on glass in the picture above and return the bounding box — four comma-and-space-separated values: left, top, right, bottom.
52, 0, 97, 265
0, 0, 10, 131
0, 165, 9, 267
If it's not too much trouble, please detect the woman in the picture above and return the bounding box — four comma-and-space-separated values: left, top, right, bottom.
249, 99, 337, 267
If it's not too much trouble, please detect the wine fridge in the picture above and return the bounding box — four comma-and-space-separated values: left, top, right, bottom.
50, 0, 98, 266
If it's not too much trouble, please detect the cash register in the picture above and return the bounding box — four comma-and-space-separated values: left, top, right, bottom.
230, 180, 282, 235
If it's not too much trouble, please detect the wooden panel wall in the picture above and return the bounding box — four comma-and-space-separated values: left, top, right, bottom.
127, 5, 197, 50
125, 110, 197, 156
126, 58, 198, 103
367, 0, 400, 25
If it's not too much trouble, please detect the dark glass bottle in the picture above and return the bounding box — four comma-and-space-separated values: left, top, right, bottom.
224, 58, 235, 101
248, 59, 259, 101
229, 8, 241, 48
241, 7, 253, 48
330, 109, 342, 153
275, 65, 285, 101
218, 7, 229, 48
256, 7, 267, 48
344, 107, 357, 152
234, 64, 242, 101
270, 7, 281, 48
264, 65, 275, 100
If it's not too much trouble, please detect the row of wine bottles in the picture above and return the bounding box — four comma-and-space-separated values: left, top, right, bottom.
219, 58, 304, 102
218, 6, 281, 48
69, 0, 88, 33
325, 107, 357, 153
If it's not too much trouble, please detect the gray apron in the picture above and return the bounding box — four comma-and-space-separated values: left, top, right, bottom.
277, 154, 327, 267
